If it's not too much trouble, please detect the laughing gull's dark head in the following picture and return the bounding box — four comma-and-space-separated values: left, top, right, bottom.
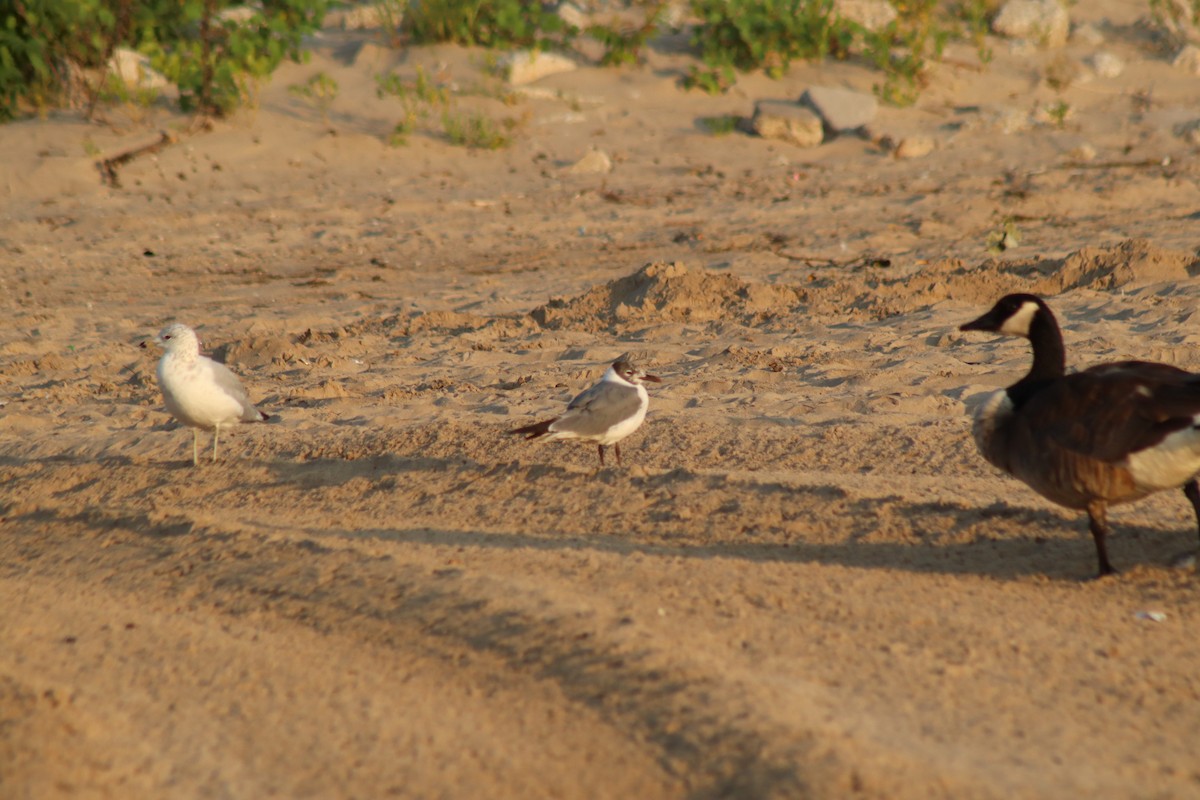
610, 357, 662, 387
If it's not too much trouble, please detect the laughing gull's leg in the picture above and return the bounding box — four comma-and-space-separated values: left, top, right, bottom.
213, 423, 221, 462
192, 429, 200, 466
614, 443, 623, 466
597, 445, 605, 466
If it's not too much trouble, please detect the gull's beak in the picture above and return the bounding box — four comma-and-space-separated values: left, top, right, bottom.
138, 340, 150, 349
641, 373, 662, 383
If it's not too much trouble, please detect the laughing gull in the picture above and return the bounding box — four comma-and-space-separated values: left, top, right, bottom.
146, 323, 270, 466
510, 357, 662, 466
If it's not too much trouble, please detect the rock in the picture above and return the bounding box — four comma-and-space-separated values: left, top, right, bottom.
833, 0, 898, 32
800, 86, 877, 133
1088, 51, 1124, 78
894, 136, 935, 159
504, 51, 577, 85
751, 101, 824, 147
1067, 142, 1098, 161
1172, 44, 1200, 75
565, 149, 613, 175
992, 0, 1070, 47
107, 48, 170, 91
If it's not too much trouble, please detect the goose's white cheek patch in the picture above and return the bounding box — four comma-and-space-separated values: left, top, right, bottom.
997, 301, 1040, 337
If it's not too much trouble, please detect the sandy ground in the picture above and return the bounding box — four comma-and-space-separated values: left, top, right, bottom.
3, 4, 1200, 798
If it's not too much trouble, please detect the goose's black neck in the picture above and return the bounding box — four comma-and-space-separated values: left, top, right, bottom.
1016, 303, 1066, 390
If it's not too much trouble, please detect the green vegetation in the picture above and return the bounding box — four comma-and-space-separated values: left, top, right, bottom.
863, 1, 952, 107
1045, 99, 1071, 129
374, 0, 407, 47
0, 0, 325, 121
7, 0, 1184, 125
683, 0, 984, 106
376, 65, 518, 148
954, 0, 998, 63
688, 0, 856, 85
441, 108, 514, 149
587, 3, 665, 66
699, 114, 740, 135
1147, 0, 1200, 47
288, 71, 339, 124
401, 0, 573, 50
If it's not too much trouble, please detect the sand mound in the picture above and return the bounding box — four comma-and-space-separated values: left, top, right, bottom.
1054, 238, 1197, 290
216, 336, 315, 369
530, 262, 804, 331
848, 239, 1200, 316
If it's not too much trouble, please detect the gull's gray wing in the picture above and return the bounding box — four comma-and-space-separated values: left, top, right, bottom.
553, 381, 641, 437
209, 359, 265, 421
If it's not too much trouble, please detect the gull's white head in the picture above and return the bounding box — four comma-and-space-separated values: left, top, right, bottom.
154, 323, 201, 356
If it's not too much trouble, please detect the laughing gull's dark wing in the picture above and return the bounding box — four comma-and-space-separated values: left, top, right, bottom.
553, 380, 643, 437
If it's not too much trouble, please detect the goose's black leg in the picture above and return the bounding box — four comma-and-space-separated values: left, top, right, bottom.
1182, 480, 1200, 542
1171, 480, 1200, 569
1086, 501, 1118, 578
597, 445, 605, 467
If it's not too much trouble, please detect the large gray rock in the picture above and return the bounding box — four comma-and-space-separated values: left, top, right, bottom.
565, 149, 613, 175
800, 86, 877, 133
1088, 51, 1124, 78
992, 0, 1070, 47
752, 101, 824, 147
107, 48, 169, 91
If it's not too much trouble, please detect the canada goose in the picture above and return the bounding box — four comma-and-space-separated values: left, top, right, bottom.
146, 323, 270, 465
510, 358, 662, 466
960, 293, 1200, 576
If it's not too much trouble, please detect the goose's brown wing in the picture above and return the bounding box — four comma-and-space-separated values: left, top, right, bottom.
1034, 363, 1200, 462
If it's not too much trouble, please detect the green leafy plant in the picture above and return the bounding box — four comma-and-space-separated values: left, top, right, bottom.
1045, 99, 1070, 129
374, 0, 406, 47
864, 0, 951, 107
587, 3, 665, 66
699, 114, 740, 135
376, 66, 518, 149
441, 108, 515, 149
402, 0, 575, 50
0, 0, 128, 119
140, 1, 327, 116
97, 68, 161, 120
953, 0, 996, 63
288, 71, 339, 124
376, 65, 449, 106
0, 0, 326, 121
681, 64, 736, 95
688, 0, 858, 83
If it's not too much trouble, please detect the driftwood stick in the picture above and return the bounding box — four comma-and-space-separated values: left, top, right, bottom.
96, 130, 177, 187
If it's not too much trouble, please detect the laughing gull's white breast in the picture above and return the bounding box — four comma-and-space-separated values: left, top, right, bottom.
510, 358, 661, 466
146, 323, 270, 466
